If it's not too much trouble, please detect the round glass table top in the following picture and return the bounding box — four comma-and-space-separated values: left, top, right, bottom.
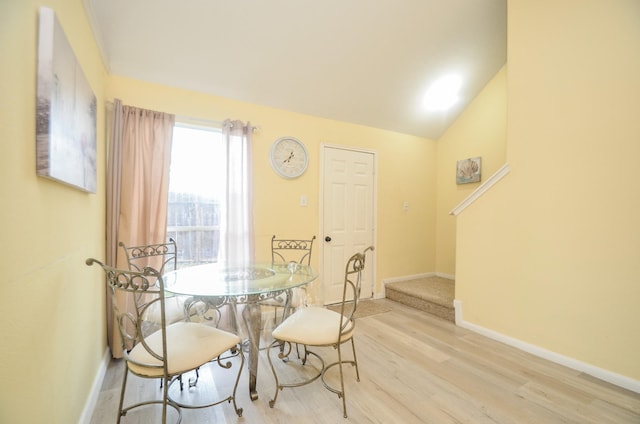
164, 262, 318, 297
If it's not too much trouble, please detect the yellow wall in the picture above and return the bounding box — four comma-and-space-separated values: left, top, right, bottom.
0, 1, 437, 419
456, 0, 640, 380
107, 76, 438, 287
3, 0, 636, 422
0, 0, 107, 423
436, 66, 507, 276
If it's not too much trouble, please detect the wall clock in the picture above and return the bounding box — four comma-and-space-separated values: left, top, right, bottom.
269, 136, 309, 179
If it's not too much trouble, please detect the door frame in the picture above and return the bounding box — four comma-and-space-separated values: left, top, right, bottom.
318, 143, 378, 303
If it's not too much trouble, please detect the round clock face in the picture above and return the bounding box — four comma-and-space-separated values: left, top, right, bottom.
270, 137, 309, 179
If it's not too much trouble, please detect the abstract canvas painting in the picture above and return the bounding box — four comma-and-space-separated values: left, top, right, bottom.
36, 7, 96, 193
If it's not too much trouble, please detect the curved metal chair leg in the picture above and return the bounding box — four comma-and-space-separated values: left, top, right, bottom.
350, 338, 360, 381
188, 367, 200, 388
268, 340, 325, 409
337, 346, 347, 418
167, 346, 245, 418
267, 340, 282, 408
117, 367, 128, 424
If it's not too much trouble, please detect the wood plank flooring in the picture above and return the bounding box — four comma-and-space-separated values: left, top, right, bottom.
89, 299, 639, 423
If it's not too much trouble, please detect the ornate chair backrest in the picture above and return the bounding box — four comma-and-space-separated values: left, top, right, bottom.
271, 235, 316, 266
119, 238, 177, 275
337, 246, 374, 340
86, 258, 168, 371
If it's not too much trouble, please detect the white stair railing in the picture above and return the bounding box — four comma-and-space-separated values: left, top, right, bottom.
449, 163, 511, 216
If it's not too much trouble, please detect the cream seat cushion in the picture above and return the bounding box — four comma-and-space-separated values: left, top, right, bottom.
128, 322, 240, 377
272, 306, 354, 346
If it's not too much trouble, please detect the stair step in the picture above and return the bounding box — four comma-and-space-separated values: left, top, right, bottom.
385, 276, 455, 322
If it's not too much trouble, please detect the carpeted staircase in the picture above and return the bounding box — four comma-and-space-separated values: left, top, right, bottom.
385, 276, 455, 322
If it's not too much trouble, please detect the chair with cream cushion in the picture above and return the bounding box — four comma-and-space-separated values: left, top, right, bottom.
119, 239, 218, 326
260, 235, 316, 329
266, 246, 374, 418
86, 258, 244, 424
119, 239, 184, 322
120, 238, 212, 390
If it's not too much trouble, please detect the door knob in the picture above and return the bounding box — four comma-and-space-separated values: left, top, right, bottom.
325, 236, 332, 242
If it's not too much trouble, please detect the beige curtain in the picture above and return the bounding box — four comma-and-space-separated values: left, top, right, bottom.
106, 99, 175, 357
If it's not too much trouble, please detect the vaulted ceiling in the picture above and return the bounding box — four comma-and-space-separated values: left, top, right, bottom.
84, 0, 506, 139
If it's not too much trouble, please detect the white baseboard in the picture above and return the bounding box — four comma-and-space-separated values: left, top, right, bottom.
454, 299, 464, 325
78, 348, 111, 424
382, 272, 437, 284
435, 272, 455, 280
453, 299, 640, 394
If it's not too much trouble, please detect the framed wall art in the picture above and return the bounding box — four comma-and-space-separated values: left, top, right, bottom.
36, 7, 97, 193
456, 157, 481, 185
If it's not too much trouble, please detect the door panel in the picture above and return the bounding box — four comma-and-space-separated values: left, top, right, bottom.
322, 146, 375, 304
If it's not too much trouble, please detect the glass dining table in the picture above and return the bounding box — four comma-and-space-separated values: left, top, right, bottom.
164, 262, 319, 400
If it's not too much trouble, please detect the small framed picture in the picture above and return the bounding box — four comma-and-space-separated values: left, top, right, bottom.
456, 157, 481, 184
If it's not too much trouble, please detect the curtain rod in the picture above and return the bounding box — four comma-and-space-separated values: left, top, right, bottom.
175, 114, 224, 128
177, 115, 261, 132
105, 101, 260, 131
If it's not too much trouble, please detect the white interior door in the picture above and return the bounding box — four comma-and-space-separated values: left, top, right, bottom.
321, 146, 375, 305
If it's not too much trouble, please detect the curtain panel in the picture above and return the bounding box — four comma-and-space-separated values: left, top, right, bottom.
106, 99, 175, 357
218, 119, 255, 267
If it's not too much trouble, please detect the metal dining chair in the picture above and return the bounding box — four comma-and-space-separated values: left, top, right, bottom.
266, 246, 374, 418
119, 239, 186, 324
119, 239, 217, 390
119, 239, 221, 326
86, 258, 244, 423
260, 235, 316, 327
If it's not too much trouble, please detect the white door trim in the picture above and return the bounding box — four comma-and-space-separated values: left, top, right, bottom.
319, 143, 378, 302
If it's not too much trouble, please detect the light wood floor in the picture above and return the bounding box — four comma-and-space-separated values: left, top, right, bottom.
89, 299, 639, 423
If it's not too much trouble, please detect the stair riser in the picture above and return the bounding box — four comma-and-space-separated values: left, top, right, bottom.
386, 288, 455, 322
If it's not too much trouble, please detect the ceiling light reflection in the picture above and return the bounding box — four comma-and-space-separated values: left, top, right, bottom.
423, 75, 462, 111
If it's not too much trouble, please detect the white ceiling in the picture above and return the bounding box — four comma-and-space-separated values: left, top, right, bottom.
83, 0, 506, 139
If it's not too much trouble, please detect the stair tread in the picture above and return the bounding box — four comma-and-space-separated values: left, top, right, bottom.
386, 276, 454, 312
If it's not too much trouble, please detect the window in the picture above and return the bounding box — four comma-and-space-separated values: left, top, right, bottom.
167, 125, 224, 268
